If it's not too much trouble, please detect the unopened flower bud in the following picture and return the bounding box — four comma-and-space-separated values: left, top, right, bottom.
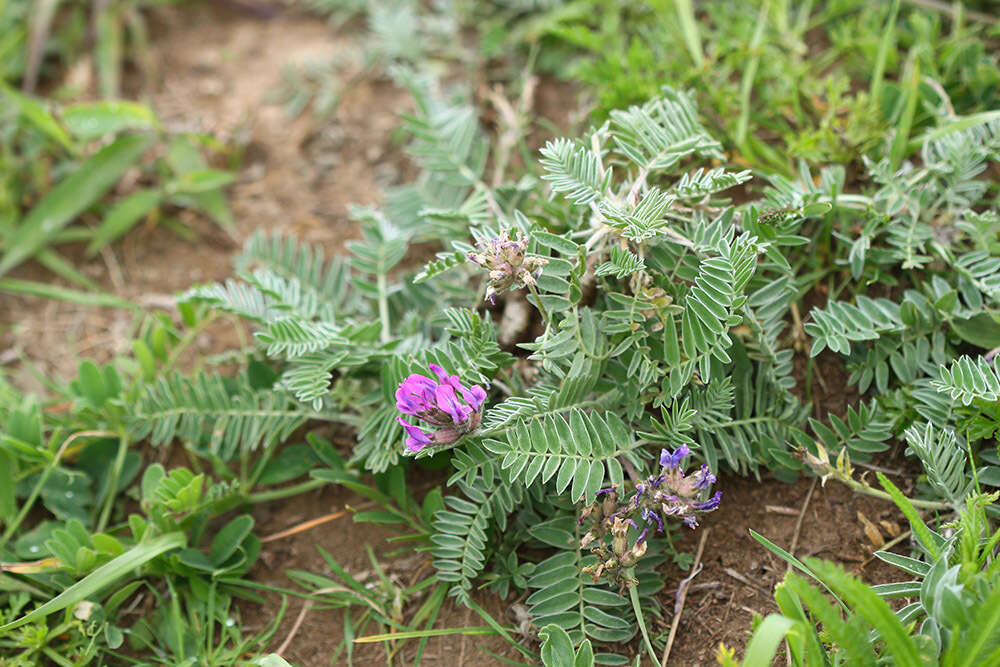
611, 517, 630, 557
467, 228, 548, 303
624, 532, 648, 566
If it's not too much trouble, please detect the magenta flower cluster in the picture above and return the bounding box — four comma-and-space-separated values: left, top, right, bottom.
395, 364, 487, 452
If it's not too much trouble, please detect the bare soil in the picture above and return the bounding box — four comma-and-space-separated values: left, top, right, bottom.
0, 4, 919, 666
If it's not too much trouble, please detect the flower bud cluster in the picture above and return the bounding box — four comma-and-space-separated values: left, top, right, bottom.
467, 228, 548, 303
395, 364, 487, 452
578, 446, 720, 589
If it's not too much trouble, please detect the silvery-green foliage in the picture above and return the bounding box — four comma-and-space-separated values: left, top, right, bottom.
172, 83, 810, 651
795, 111, 1000, 491
155, 71, 999, 663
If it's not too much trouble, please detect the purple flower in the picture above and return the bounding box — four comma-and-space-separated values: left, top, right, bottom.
692, 491, 722, 512
693, 465, 716, 490
395, 364, 487, 453
396, 417, 433, 452
641, 507, 664, 533
396, 374, 438, 416
659, 445, 690, 470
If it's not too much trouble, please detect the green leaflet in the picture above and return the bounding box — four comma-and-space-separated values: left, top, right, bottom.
61, 101, 159, 140
86, 188, 162, 256
483, 409, 632, 505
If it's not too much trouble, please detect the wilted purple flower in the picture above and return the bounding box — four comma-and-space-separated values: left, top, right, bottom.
692, 491, 722, 511
395, 364, 487, 452
467, 228, 548, 303
693, 465, 716, 490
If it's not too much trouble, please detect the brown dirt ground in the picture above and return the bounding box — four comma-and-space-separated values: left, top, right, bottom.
0, 4, 926, 667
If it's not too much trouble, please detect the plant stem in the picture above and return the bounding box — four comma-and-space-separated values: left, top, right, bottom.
247, 478, 326, 504
95, 429, 130, 533
377, 271, 391, 343
628, 575, 658, 666
526, 283, 551, 325
835, 473, 952, 510
0, 431, 114, 550
164, 312, 219, 372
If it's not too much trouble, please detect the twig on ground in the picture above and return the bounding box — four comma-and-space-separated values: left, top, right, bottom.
98, 245, 126, 292
787, 477, 817, 573
276, 599, 314, 656
276, 585, 352, 656
261, 506, 363, 543
662, 527, 710, 666
458, 604, 472, 666
722, 568, 773, 598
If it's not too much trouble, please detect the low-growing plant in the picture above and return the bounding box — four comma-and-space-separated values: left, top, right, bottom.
0, 89, 236, 294
1, 0, 179, 96
2, 2, 999, 666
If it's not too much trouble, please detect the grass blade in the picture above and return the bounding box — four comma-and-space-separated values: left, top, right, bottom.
0, 83, 75, 152
741, 614, 797, 666
889, 56, 920, 171
876, 472, 942, 560
673, 0, 704, 67
86, 188, 162, 256
909, 110, 1000, 150
354, 625, 505, 643
749, 529, 848, 612
736, 0, 770, 146
62, 101, 159, 140
35, 248, 102, 290
95, 3, 123, 99
0, 278, 137, 309
0, 532, 186, 632
870, 0, 900, 106
0, 133, 152, 277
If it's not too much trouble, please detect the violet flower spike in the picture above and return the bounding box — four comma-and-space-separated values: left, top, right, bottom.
642, 507, 664, 533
